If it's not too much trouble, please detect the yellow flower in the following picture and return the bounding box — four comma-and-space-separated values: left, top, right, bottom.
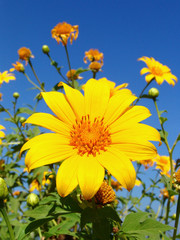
66, 69, 83, 81
42, 171, 54, 186
155, 155, 175, 177
84, 49, 104, 64
0, 71, 16, 84
160, 188, 175, 202
20, 78, 160, 200
138, 56, 178, 86
51, 22, 79, 45
29, 179, 41, 192
139, 159, 154, 170
18, 47, 34, 64
10, 61, 25, 73
0, 125, 5, 144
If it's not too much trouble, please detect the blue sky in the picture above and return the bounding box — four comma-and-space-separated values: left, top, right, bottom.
1, 0, 180, 161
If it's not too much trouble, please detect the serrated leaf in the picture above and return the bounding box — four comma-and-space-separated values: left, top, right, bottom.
98, 206, 121, 223
24, 204, 54, 218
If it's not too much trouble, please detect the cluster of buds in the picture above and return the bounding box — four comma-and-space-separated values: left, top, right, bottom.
84, 49, 104, 73
173, 168, 180, 192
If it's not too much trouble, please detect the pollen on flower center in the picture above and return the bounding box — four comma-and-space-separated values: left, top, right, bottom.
151, 66, 163, 76
70, 115, 111, 156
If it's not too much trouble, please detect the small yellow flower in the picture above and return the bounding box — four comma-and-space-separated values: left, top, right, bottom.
51, 22, 79, 45
0, 125, 5, 144
0, 71, 16, 84
10, 61, 25, 73
42, 171, 54, 186
18, 47, 34, 64
29, 179, 41, 192
66, 69, 83, 81
138, 56, 178, 86
20, 78, 160, 200
155, 155, 175, 177
84, 49, 104, 64
29, 171, 53, 192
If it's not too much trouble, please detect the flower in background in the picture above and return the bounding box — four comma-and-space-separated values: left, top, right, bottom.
21, 78, 160, 200
29, 171, 53, 192
10, 61, 25, 73
0, 71, 16, 84
29, 179, 41, 192
18, 47, 34, 65
66, 69, 83, 81
89, 61, 103, 72
13, 191, 21, 197
0, 125, 5, 144
139, 159, 155, 170
160, 188, 175, 202
138, 56, 177, 86
51, 22, 79, 45
84, 49, 104, 64
155, 155, 175, 177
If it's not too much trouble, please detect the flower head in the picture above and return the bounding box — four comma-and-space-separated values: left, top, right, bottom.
84, 49, 104, 64
0, 125, 5, 144
20, 78, 160, 200
139, 158, 154, 170
89, 61, 103, 72
10, 61, 25, 73
95, 181, 116, 205
155, 155, 175, 177
18, 47, 34, 64
0, 71, 15, 84
160, 188, 175, 202
138, 56, 177, 86
66, 69, 83, 81
51, 22, 79, 45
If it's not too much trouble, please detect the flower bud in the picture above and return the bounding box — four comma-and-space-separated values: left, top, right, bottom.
13, 92, 20, 99
148, 88, 159, 98
27, 193, 39, 207
0, 177, 8, 200
42, 45, 50, 54
172, 213, 176, 220
19, 117, 26, 123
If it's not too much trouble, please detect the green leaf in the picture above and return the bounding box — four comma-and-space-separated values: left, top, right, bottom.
159, 110, 167, 116
75, 67, 89, 75
24, 204, 54, 218
81, 207, 95, 229
159, 117, 167, 125
121, 212, 173, 239
98, 206, 122, 223
16, 107, 34, 115
158, 129, 168, 142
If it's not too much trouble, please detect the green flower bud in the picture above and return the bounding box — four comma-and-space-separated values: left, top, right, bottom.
148, 88, 159, 98
19, 117, 26, 123
172, 213, 176, 220
27, 193, 39, 207
42, 45, 50, 54
13, 92, 20, 99
0, 178, 8, 200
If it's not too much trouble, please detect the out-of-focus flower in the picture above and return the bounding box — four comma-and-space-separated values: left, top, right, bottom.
0, 71, 16, 84
0, 93, 2, 101
51, 22, 79, 45
111, 179, 122, 191
27, 193, 39, 207
89, 61, 103, 72
0, 125, 5, 144
13, 190, 20, 196
138, 56, 177, 86
139, 159, 155, 170
10, 61, 25, 73
155, 155, 175, 177
135, 179, 142, 186
20, 78, 160, 200
29, 171, 53, 192
84, 49, 104, 64
18, 47, 34, 64
95, 181, 116, 205
160, 188, 175, 202
66, 69, 83, 81
42, 171, 54, 186
0, 160, 5, 171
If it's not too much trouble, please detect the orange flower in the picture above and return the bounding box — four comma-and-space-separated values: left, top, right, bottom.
160, 188, 175, 202
155, 155, 175, 177
13, 190, 20, 196
138, 56, 177, 86
10, 61, 25, 73
51, 22, 79, 45
89, 61, 103, 72
18, 47, 34, 64
139, 159, 154, 170
0, 71, 16, 84
66, 69, 83, 81
84, 49, 104, 64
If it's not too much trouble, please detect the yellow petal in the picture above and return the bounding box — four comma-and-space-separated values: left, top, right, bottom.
41, 92, 76, 126
62, 83, 85, 120
0, 125, 5, 130
140, 67, 150, 75
77, 155, 104, 200
84, 78, 110, 121
20, 133, 74, 171
0, 131, 5, 138
104, 90, 137, 126
25, 113, 70, 136
56, 156, 79, 197
145, 74, 154, 83
109, 106, 151, 133
97, 147, 136, 191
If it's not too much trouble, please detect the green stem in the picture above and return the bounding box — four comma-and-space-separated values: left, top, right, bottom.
134, 80, 153, 105
23, 73, 44, 92
63, 44, 75, 88
38, 227, 42, 239
0, 201, 15, 240
172, 193, 180, 240
28, 60, 45, 91
93, 71, 97, 79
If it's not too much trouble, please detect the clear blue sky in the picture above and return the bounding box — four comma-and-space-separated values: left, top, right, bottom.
1, 0, 180, 161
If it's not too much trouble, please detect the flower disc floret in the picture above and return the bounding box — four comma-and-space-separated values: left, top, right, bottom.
20, 78, 160, 200
138, 56, 178, 86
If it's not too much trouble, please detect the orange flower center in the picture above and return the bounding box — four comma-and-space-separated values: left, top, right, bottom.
151, 66, 163, 76
70, 116, 111, 156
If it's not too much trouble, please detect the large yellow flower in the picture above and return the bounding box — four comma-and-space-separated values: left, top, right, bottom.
20, 78, 160, 200
138, 56, 177, 86
51, 22, 79, 45
0, 71, 16, 84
